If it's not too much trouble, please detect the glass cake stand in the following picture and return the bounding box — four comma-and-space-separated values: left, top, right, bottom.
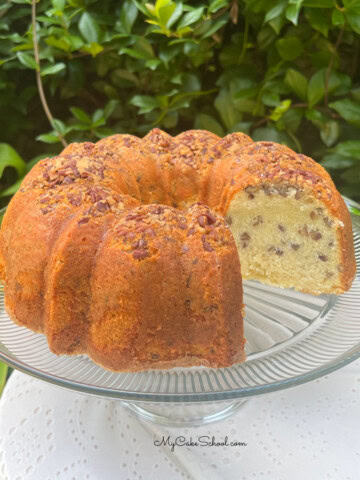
0, 197, 359, 427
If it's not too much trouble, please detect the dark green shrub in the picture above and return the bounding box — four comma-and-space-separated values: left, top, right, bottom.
1, 0, 360, 206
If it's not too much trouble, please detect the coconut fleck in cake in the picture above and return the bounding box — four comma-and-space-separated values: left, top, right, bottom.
0, 129, 356, 372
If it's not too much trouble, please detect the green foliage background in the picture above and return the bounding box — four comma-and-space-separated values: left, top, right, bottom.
1, 0, 360, 205
0, 0, 360, 392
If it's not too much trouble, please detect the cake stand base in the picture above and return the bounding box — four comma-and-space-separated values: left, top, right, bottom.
122, 400, 247, 427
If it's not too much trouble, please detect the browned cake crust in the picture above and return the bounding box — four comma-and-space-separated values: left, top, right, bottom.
0, 129, 356, 371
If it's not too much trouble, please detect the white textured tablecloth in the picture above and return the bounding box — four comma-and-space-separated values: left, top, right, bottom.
0, 359, 359, 480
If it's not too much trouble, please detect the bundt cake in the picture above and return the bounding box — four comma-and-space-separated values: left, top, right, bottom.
0, 129, 356, 372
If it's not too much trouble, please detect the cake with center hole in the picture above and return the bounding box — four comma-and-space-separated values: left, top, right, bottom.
0, 129, 356, 371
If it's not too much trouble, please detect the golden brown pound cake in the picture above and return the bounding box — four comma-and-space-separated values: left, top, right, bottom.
0, 129, 356, 372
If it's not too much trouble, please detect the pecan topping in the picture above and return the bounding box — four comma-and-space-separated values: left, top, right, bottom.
133, 249, 149, 260
240, 232, 250, 248
252, 215, 263, 226
63, 177, 74, 184
138, 239, 147, 249
318, 254, 328, 262
201, 234, 214, 252
126, 213, 143, 221
68, 194, 82, 206
268, 246, 283, 256
206, 212, 217, 224
323, 216, 334, 228
203, 241, 214, 252
310, 230, 322, 241
298, 225, 309, 236
198, 215, 206, 228
96, 201, 109, 212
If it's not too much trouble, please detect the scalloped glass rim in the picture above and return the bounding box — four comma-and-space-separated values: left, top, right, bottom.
0, 196, 359, 403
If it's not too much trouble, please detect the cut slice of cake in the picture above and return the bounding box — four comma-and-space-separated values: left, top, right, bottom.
207, 141, 356, 295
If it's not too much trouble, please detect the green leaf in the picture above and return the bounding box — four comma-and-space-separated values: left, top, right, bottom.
214, 89, 242, 130
172, 72, 201, 92
261, 91, 280, 107
111, 69, 139, 87
264, 0, 287, 23
321, 154, 358, 169
194, 113, 224, 136
277, 108, 303, 132
270, 99, 292, 121
307, 69, 325, 108
268, 13, 287, 34
70, 107, 91, 124
329, 99, 360, 127
130, 95, 160, 114
16, 52, 39, 71
145, 58, 161, 70
81, 42, 104, 57
320, 120, 339, 147
334, 141, 360, 157
302, 0, 334, 6
91, 111, 106, 128
40, 62, 65, 76
257, 26, 277, 51
284, 68, 308, 101
52, 0, 65, 10
285, 1, 304, 25
120, 0, 139, 33
45, 35, 72, 52
79, 12, 101, 44
200, 18, 228, 39
208, 0, 229, 13
0, 143, 26, 178
306, 108, 325, 128
346, 10, 360, 34
157, 2, 176, 27
177, 7, 204, 29
344, 0, 360, 15
252, 126, 289, 145
51, 119, 66, 135
0, 178, 23, 198
103, 99, 120, 120
0, 362, 8, 396
229, 121, 252, 135
276, 37, 303, 60
328, 71, 352, 97
36, 133, 61, 143
305, 109, 338, 145
167, 3, 183, 28
341, 167, 360, 184
332, 9, 345, 26
120, 37, 154, 60
305, 7, 331, 36
162, 110, 178, 128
